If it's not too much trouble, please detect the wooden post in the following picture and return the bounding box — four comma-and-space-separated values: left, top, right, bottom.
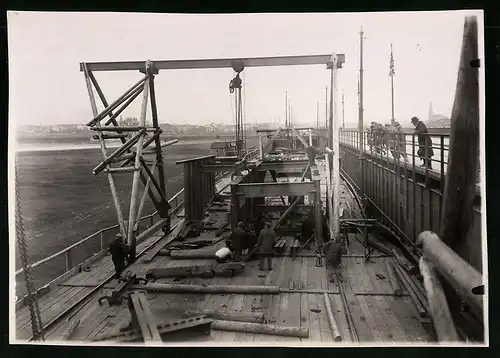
82, 64, 126, 237
134, 159, 157, 232
329, 54, 341, 242
230, 182, 239, 231
325, 153, 334, 241
419, 256, 459, 342
309, 130, 313, 146
417, 231, 483, 317
127, 71, 150, 262
184, 163, 192, 221
312, 166, 323, 251
440, 16, 480, 257
148, 75, 168, 205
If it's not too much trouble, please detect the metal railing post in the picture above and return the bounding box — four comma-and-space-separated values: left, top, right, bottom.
100, 231, 104, 251
65, 250, 72, 272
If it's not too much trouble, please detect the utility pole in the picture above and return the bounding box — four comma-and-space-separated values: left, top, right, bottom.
342, 90, 345, 129
390, 43, 396, 125
359, 27, 365, 200
317, 102, 319, 129
325, 86, 328, 129
285, 91, 288, 128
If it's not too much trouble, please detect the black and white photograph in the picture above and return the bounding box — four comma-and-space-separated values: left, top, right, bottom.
8, 10, 487, 346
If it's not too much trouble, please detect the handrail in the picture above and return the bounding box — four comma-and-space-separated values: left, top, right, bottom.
15, 187, 186, 276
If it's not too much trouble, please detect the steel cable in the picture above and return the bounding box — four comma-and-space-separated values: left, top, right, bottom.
15, 162, 45, 340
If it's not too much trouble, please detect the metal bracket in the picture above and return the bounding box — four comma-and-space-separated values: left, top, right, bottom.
98, 272, 148, 306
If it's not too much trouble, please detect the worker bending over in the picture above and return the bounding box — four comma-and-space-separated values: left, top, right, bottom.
215, 242, 234, 263
323, 239, 347, 283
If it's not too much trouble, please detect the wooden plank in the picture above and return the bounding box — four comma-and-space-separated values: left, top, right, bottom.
300, 257, 308, 290
341, 286, 374, 342
387, 296, 430, 343
315, 293, 332, 342
355, 295, 385, 342
129, 292, 161, 343
370, 295, 410, 343
306, 293, 322, 341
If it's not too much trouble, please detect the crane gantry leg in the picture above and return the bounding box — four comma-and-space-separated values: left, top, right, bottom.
82, 60, 172, 263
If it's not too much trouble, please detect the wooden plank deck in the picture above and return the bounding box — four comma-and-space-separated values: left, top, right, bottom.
16, 161, 433, 344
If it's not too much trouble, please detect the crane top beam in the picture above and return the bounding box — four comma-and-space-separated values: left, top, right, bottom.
80, 54, 341, 72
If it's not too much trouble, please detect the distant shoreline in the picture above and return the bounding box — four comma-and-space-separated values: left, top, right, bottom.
14, 135, 259, 153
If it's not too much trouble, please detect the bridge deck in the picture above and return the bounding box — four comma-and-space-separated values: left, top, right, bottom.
15, 159, 433, 344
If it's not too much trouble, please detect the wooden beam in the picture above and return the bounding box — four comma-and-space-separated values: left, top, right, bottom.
439, 16, 480, 266
236, 181, 315, 198
212, 320, 308, 338
323, 293, 342, 341
262, 128, 283, 155
419, 256, 459, 342
256, 204, 311, 212
146, 283, 280, 294
80, 54, 335, 72
417, 231, 483, 317
272, 196, 303, 230
128, 291, 161, 343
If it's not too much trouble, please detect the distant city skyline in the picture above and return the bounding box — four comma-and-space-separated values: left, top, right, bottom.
8, 11, 484, 130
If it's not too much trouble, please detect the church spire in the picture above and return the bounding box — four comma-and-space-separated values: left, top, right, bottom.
428, 101, 434, 122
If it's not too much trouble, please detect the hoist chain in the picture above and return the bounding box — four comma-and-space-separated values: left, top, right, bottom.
15, 163, 45, 341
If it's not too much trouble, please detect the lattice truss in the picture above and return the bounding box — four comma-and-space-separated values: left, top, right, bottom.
81, 60, 172, 262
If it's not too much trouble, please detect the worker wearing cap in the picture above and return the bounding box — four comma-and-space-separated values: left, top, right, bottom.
257, 222, 277, 271
109, 233, 129, 279
411, 116, 434, 169
229, 221, 246, 261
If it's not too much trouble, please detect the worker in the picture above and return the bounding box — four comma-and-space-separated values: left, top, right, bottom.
411, 116, 434, 169
323, 240, 348, 283
109, 233, 129, 279
215, 242, 234, 263
254, 213, 266, 238
305, 145, 320, 165
245, 224, 258, 253
392, 121, 409, 163
322, 212, 330, 243
229, 221, 246, 261
257, 222, 277, 271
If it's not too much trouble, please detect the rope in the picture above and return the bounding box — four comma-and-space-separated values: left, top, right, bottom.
15, 162, 45, 340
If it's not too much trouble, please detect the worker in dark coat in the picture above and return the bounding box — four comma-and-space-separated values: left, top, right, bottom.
323, 240, 347, 283
109, 233, 129, 279
257, 222, 277, 271
322, 212, 330, 243
245, 224, 258, 252
254, 213, 266, 238
411, 116, 434, 169
229, 222, 246, 261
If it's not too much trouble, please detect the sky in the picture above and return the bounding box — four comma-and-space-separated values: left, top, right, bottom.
7, 10, 484, 129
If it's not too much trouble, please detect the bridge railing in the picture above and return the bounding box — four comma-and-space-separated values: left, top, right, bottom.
14, 188, 186, 302
15, 171, 231, 307
338, 130, 482, 271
